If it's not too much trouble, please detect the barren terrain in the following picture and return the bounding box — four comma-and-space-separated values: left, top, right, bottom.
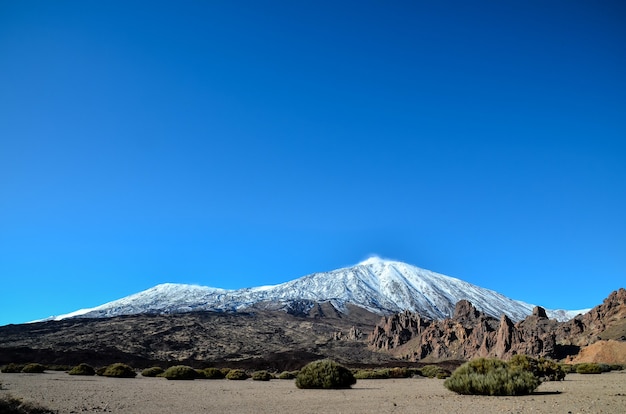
2, 370, 625, 414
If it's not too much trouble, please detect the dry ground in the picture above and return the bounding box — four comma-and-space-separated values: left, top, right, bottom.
2, 370, 626, 414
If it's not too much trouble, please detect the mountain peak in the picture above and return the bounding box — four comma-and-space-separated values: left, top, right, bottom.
46, 259, 585, 323
357, 256, 394, 266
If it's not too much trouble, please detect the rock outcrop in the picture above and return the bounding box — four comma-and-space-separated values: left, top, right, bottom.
369, 301, 566, 361
556, 288, 626, 346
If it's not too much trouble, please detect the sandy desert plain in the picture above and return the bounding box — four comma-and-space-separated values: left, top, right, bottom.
1, 369, 625, 414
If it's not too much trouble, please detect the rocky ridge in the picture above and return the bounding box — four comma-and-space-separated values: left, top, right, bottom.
368, 288, 626, 362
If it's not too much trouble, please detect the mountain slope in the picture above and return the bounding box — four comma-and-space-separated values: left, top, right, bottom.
48, 258, 583, 322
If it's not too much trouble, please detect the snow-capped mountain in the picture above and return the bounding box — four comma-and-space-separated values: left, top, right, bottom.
48, 258, 585, 322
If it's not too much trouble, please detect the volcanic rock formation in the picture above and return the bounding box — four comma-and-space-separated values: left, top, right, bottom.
368, 289, 626, 362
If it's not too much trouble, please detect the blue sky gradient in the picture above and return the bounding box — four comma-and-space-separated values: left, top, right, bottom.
1, 1, 625, 325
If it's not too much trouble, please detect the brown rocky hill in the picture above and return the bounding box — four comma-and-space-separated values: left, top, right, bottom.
368, 288, 626, 363
567, 340, 626, 364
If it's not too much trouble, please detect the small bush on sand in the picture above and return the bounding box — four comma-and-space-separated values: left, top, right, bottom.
141, 367, 164, 377
101, 363, 136, 378
295, 359, 356, 389
576, 363, 603, 374
1, 364, 25, 373
420, 365, 450, 379
388, 367, 411, 378
354, 369, 390, 379
444, 358, 540, 396
226, 369, 248, 380
0, 395, 54, 414
69, 363, 95, 376
509, 355, 566, 381
609, 364, 624, 371
278, 370, 298, 379
163, 365, 197, 380
201, 367, 225, 379
251, 370, 272, 381
220, 368, 231, 376
21, 363, 46, 374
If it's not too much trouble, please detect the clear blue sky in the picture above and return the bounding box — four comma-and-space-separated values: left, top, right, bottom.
1, 1, 624, 326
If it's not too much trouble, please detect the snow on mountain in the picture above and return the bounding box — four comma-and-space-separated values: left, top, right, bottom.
47, 258, 583, 322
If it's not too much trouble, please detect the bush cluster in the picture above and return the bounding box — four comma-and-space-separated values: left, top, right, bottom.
251, 370, 273, 381
388, 367, 412, 378
100, 363, 136, 378
444, 358, 540, 396
0, 395, 54, 414
420, 365, 450, 379
509, 355, 566, 381
201, 367, 225, 379
353, 369, 390, 379
278, 370, 298, 379
295, 359, 356, 389
1, 364, 25, 373
21, 363, 46, 374
69, 363, 95, 376
141, 367, 164, 377
575, 363, 604, 374
225, 369, 248, 380
162, 365, 197, 380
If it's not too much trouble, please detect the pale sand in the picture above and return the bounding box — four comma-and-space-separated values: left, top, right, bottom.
2, 371, 626, 414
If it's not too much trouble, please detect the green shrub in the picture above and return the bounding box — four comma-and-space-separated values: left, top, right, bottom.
388, 367, 411, 378
225, 369, 248, 380
0, 395, 54, 414
278, 370, 298, 379
251, 370, 272, 381
353, 369, 390, 379
69, 363, 95, 376
101, 363, 136, 378
21, 363, 46, 373
509, 355, 566, 381
420, 365, 449, 378
576, 363, 603, 374
609, 364, 624, 371
162, 365, 197, 380
141, 367, 164, 377
201, 367, 225, 379
444, 358, 540, 396
1, 363, 25, 373
220, 368, 232, 376
295, 359, 356, 389
407, 368, 422, 377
